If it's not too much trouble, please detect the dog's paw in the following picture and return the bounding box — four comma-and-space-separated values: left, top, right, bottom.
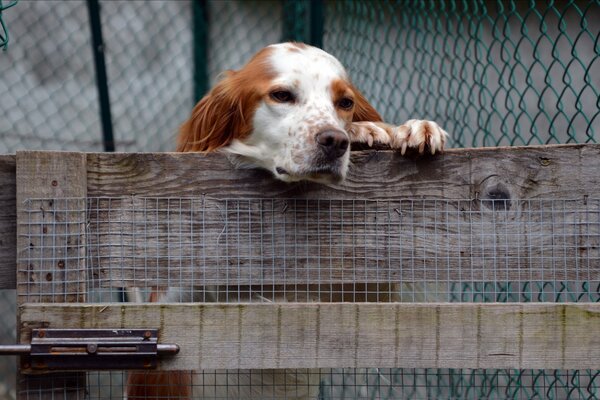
348, 120, 449, 155
391, 120, 449, 155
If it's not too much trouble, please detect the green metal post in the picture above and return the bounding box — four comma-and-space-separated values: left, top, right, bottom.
282, 0, 323, 47
309, 0, 324, 48
193, 0, 209, 102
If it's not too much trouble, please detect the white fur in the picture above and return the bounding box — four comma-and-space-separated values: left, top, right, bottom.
222, 43, 448, 183
225, 43, 352, 183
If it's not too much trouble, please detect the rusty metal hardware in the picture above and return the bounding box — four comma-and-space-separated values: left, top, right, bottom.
0, 329, 179, 371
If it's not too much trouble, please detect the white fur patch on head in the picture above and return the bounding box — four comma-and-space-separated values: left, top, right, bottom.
223, 43, 353, 183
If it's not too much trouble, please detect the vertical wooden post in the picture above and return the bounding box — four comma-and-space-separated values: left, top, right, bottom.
0, 155, 16, 289
15, 151, 88, 398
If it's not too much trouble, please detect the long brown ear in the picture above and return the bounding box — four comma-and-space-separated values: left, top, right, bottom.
351, 85, 383, 122
177, 71, 254, 153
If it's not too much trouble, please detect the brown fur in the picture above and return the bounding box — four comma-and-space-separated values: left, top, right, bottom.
126, 370, 193, 400
177, 47, 276, 152
350, 83, 383, 122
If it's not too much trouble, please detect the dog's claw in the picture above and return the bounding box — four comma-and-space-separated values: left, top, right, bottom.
400, 141, 408, 155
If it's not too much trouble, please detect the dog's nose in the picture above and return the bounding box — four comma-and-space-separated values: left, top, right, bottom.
316, 130, 349, 159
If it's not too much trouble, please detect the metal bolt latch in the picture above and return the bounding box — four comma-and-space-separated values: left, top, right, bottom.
0, 329, 179, 372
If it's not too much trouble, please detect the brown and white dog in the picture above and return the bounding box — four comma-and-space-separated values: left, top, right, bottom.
126, 42, 448, 399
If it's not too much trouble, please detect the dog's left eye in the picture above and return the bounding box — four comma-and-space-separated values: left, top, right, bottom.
338, 98, 354, 110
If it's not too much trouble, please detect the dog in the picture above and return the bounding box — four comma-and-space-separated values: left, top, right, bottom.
126, 42, 448, 399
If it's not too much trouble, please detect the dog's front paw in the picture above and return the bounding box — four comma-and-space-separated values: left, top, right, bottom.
391, 120, 448, 155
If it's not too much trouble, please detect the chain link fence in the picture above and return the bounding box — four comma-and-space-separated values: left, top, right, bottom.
1, 0, 599, 398
0, 1, 195, 397
326, 0, 599, 147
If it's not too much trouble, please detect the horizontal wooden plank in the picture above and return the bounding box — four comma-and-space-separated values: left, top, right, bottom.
85, 144, 600, 199
0, 155, 16, 289
52, 146, 600, 289
80, 196, 600, 288
19, 303, 600, 371
7, 145, 600, 290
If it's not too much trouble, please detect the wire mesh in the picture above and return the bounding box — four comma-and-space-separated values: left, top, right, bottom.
19, 196, 600, 304
325, 0, 600, 148
206, 0, 283, 87
99, 0, 193, 152
0, 0, 18, 50
0, 0, 193, 153
0, 0, 102, 152
17, 369, 600, 399
17, 196, 600, 397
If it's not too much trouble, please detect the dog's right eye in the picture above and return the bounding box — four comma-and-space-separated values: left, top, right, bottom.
270, 90, 295, 103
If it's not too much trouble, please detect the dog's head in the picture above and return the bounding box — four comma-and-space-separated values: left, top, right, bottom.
178, 42, 381, 183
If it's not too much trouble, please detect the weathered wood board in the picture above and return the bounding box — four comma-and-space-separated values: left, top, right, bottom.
16, 152, 88, 303
85, 144, 600, 200
3, 144, 599, 289
15, 151, 88, 398
0, 155, 16, 289
3, 146, 600, 388
19, 303, 600, 372
83, 196, 600, 288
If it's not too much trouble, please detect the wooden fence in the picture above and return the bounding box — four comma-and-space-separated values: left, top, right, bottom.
0, 145, 599, 396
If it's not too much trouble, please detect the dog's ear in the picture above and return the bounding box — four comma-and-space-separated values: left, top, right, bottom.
177, 71, 254, 152
351, 85, 383, 122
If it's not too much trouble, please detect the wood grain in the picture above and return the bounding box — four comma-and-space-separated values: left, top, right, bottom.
5, 147, 600, 378
85, 144, 600, 200
86, 196, 600, 288
19, 303, 600, 372
16, 151, 88, 399
16, 151, 88, 303
83, 145, 600, 288
0, 155, 16, 289
2, 144, 600, 289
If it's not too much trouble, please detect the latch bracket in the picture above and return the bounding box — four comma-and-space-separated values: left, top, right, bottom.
1, 329, 179, 371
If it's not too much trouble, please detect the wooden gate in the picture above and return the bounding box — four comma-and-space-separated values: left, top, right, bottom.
1, 145, 599, 398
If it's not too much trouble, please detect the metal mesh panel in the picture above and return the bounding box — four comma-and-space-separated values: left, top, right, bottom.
16, 196, 600, 398
20, 197, 600, 304
0, 0, 194, 154
324, 0, 600, 147
18, 368, 600, 399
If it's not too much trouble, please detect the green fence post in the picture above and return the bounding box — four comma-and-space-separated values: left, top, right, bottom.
309, 0, 324, 48
282, 0, 323, 48
87, 0, 115, 152
193, 0, 209, 102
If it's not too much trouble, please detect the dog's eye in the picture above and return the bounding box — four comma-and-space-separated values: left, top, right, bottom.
338, 97, 354, 110
270, 90, 295, 103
